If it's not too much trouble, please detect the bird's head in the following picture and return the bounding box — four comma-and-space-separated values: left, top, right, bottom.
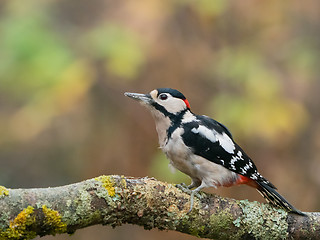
125, 88, 190, 118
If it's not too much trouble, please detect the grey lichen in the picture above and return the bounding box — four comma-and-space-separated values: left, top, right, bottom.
76, 189, 92, 215
59, 180, 104, 229
236, 200, 288, 240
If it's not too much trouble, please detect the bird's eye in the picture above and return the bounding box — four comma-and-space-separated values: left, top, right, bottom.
159, 94, 168, 100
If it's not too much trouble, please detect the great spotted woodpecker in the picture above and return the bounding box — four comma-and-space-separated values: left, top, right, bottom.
125, 88, 304, 215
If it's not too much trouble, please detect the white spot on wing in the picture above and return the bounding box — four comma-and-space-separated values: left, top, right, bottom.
251, 175, 258, 180
191, 126, 217, 142
230, 156, 238, 165
217, 132, 235, 154
243, 164, 250, 171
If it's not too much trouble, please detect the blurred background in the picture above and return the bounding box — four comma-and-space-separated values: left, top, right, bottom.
0, 0, 319, 239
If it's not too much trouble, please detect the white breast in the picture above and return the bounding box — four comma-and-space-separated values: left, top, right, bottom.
162, 127, 195, 176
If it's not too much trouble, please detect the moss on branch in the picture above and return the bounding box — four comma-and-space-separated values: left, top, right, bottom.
0, 175, 318, 239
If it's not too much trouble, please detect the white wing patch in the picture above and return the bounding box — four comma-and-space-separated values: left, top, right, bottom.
191, 125, 217, 142
192, 126, 235, 154
216, 132, 235, 154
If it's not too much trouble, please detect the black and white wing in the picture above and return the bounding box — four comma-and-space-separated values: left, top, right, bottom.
181, 115, 273, 187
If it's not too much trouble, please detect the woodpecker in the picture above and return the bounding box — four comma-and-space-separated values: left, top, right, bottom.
125, 88, 304, 215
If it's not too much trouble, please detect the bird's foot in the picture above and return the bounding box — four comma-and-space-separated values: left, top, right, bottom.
176, 183, 205, 213
188, 189, 207, 213
176, 183, 204, 199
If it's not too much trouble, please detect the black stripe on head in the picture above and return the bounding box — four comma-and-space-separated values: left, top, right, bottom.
157, 88, 186, 100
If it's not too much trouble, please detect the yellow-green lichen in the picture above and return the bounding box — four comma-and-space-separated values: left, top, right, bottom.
120, 175, 127, 188
0, 186, 9, 197
42, 205, 67, 235
208, 210, 234, 239
0, 206, 37, 239
95, 175, 116, 197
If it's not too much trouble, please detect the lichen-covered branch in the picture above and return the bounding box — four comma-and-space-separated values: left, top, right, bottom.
0, 175, 319, 239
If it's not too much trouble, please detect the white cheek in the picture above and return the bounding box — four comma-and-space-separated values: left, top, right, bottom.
158, 98, 186, 113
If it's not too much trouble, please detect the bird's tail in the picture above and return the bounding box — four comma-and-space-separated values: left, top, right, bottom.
256, 181, 305, 216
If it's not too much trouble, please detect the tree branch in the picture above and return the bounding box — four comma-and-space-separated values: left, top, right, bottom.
0, 175, 318, 239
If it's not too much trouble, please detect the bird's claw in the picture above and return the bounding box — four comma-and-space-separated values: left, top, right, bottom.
175, 183, 192, 194
176, 183, 204, 199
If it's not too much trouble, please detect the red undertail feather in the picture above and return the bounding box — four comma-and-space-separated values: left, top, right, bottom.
236, 175, 258, 188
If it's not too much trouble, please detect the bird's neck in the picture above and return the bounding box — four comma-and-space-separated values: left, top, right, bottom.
150, 109, 190, 147
150, 110, 171, 147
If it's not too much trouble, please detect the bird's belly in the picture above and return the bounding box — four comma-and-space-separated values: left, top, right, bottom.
163, 139, 195, 177
163, 137, 238, 188
189, 155, 238, 187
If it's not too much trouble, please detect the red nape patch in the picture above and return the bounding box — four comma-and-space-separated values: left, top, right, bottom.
236, 175, 258, 188
183, 99, 191, 109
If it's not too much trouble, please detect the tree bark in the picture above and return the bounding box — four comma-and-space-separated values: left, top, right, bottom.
0, 175, 318, 239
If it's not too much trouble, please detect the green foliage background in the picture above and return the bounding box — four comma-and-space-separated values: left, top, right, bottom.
0, 0, 319, 239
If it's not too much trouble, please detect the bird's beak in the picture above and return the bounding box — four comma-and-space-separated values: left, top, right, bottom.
124, 92, 153, 105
